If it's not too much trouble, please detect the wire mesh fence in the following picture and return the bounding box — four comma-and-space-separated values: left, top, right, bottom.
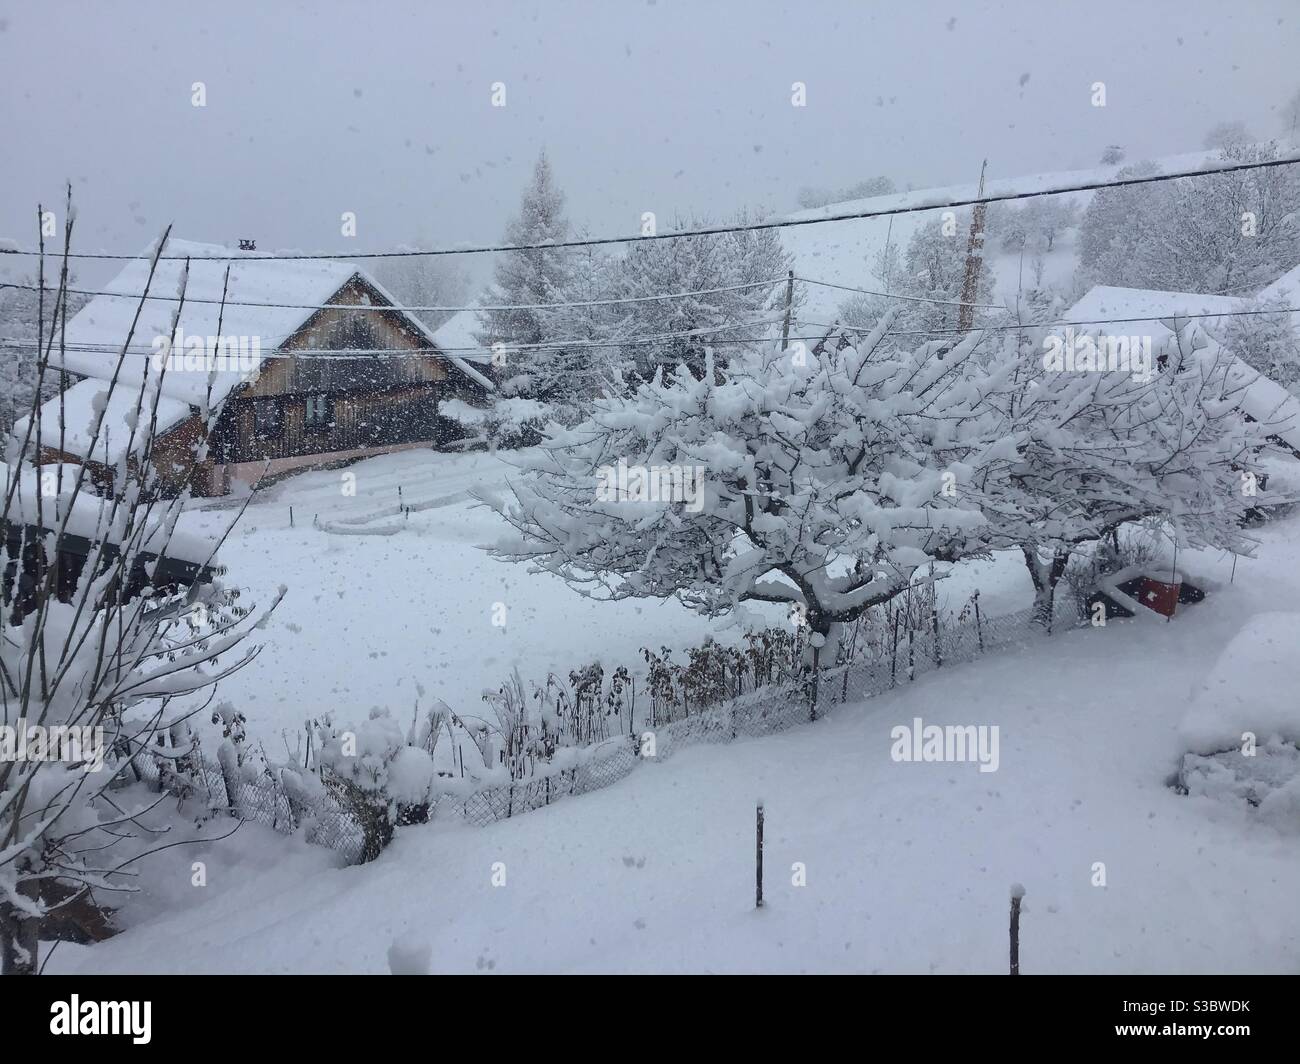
430, 735, 642, 827
827, 595, 1081, 708
429, 591, 1084, 828
118, 741, 368, 864
110, 590, 1082, 858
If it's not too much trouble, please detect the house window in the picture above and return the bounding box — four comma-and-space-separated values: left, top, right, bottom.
305, 394, 332, 430
252, 398, 283, 439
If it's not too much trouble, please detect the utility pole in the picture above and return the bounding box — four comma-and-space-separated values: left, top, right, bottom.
780, 270, 795, 350
958, 160, 988, 333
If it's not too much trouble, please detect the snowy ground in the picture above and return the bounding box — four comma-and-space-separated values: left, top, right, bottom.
49, 512, 1300, 974
185, 448, 1037, 751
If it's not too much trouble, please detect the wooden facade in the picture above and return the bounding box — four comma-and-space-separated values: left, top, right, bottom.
47, 273, 489, 497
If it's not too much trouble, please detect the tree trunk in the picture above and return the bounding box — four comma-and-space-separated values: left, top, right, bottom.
1022, 546, 1069, 633
0, 880, 41, 975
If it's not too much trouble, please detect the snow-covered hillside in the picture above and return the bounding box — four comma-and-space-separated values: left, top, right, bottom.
780, 149, 1233, 323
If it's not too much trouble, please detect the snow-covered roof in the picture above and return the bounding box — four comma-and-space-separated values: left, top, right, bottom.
1258, 262, 1300, 305
53, 239, 361, 408
431, 310, 496, 366
1, 462, 224, 566
15, 377, 193, 465
52, 238, 495, 402
25, 239, 495, 459
1065, 284, 1300, 455
1065, 284, 1246, 327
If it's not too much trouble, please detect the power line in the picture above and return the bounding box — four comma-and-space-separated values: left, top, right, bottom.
0, 276, 789, 315
794, 276, 1003, 310
0, 272, 1005, 317
846, 303, 1300, 338
3, 304, 1295, 361
0, 315, 791, 359
3, 155, 1297, 263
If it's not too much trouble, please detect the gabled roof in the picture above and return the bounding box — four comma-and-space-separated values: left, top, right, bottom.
48, 238, 494, 407
1065, 284, 1300, 456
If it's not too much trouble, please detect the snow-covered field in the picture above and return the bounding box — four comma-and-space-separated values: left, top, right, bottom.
46, 504, 1300, 974
182, 448, 1048, 751
184, 449, 786, 748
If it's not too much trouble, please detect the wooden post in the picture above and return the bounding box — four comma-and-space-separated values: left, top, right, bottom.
958, 160, 989, 333
289, 505, 294, 528
890, 608, 900, 687
973, 590, 985, 653
755, 802, 765, 909
1009, 884, 1025, 975
780, 270, 795, 350
930, 563, 942, 667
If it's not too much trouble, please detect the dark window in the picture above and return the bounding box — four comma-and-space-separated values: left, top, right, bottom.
305, 394, 332, 429
252, 398, 283, 439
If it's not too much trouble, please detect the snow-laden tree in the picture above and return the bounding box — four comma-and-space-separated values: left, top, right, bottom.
540, 240, 623, 405
1077, 161, 1167, 288
612, 210, 796, 380
476, 150, 574, 393
1079, 145, 1300, 294
1208, 293, 1300, 395
993, 319, 1272, 625
1203, 120, 1254, 151
488, 317, 1024, 693
840, 213, 994, 341
0, 234, 278, 974
796, 175, 895, 210
988, 198, 1080, 254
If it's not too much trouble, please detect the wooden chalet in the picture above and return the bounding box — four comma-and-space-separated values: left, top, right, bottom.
20, 240, 494, 496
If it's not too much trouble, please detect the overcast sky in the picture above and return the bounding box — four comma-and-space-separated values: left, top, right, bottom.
1, 0, 1297, 286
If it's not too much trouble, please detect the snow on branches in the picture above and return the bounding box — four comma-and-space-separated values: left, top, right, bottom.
491, 312, 1279, 655
489, 316, 1023, 668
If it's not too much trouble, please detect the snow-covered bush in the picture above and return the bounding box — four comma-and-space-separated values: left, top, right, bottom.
312, 706, 449, 850
442, 396, 549, 450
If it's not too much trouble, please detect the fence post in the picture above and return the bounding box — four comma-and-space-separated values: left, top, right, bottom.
931, 587, 942, 668
755, 801, 765, 909
1009, 884, 1025, 975
890, 609, 900, 687
973, 591, 985, 653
